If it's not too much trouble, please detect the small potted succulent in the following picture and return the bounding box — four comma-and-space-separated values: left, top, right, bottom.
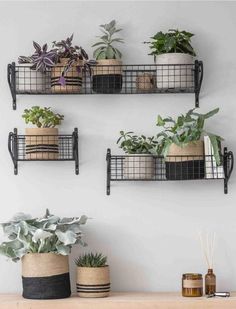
18, 41, 57, 92
0, 209, 88, 299
144, 29, 196, 88
92, 20, 124, 93
117, 131, 158, 179
51, 34, 92, 93
75, 253, 110, 298
22, 106, 64, 159
156, 108, 223, 180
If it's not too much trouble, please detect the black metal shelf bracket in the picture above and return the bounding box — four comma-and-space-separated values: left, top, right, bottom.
8, 128, 79, 175
106, 147, 234, 195
7, 62, 16, 110
194, 60, 203, 108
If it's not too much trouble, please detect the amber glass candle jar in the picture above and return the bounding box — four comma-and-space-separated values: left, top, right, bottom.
182, 273, 203, 297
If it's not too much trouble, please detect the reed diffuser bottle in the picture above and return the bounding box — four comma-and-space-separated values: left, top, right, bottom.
205, 268, 216, 295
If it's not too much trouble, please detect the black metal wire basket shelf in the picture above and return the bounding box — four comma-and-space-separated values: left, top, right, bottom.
8, 61, 203, 110
106, 148, 234, 195
8, 128, 79, 175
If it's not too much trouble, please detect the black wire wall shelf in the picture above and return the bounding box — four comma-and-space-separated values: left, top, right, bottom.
106, 148, 234, 195
8, 128, 79, 175
7, 61, 203, 110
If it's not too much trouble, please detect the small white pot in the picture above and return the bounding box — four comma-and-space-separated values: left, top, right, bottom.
123, 155, 154, 180
16, 63, 50, 92
155, 53, 194, 89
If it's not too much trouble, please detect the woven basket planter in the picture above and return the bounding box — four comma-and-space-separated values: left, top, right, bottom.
92, 59, 122, 93
123, 155, 155, 180
21, 253, 71, 299
25, 128, 59, 160
166, 141, 204, 180
77, 266, 110, 298
51, 58, 83, 93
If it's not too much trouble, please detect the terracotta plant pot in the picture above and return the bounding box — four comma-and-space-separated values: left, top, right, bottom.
166, 141, 204, 180
155, 53, 194, 89
123, 155, 154, 180
92, 59, 122, 93
136, 73, 156, 92
77, 266, 110, 298
21, 253, 71, 299
51, 58, 83, 93
25, 128, 59, 160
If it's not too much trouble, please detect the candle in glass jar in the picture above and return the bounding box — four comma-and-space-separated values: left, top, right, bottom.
182, 273, 203, 297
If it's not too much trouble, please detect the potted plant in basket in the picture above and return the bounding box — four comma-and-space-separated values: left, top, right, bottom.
0, 209, 88, 299
92, 20, 124, 93
18, 41, 57, 92
144, 29, 196, 89
52, 34, 93, 93
75, 252, 110, 298
117, 131, 158, 179
156, 108, 223, 180
22, 106, 64, 160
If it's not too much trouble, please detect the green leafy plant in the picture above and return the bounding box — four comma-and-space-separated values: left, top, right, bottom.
92, 20, 124, 60
0, 209, 88, 262
117, 131, 158, 154
22, 106, 64, 128
75, 252, 107, 267
156, 108, 223, 164
144, 29, 196, 59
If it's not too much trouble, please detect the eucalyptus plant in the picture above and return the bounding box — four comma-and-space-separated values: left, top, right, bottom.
117, 131, 158, 154
144, 29, 196, 60
0, 209, 88, 262
156, 108, 223, 165
92, 20, 124, 60
75, 252, 107, 267
22, 106, 64, 128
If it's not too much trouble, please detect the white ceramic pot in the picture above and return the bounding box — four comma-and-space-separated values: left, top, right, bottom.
155, 53, 194, 89
123, 155, 154, 180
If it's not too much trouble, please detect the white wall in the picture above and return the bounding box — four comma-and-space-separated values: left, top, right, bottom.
0, 0, 235, 293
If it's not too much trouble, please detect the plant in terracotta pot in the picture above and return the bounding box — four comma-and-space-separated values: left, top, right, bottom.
18, 41, 57, 92
117, 131, 158, 179
75, 253, 110, 298
22, 106, 64, 159
0, 209, 88, 299
156, 108, 223, 180
92, 20, 124, 93
144, 29, 196, 89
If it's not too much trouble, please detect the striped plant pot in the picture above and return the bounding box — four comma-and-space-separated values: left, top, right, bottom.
77, 266, 110, 298
51, 58, 83, 93
25, 128, 59, 160
21, 253, 71, 299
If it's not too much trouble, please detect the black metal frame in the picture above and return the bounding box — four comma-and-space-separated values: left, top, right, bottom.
106, 148, 234, 195
7, 61, 203, 110
8, 128, 79, 175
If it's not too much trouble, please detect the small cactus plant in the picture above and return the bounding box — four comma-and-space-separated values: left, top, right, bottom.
75, 252, 107, 267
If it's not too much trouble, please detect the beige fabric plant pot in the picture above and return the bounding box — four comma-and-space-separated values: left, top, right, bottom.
92, 59, 122, 76
25, 128, 59, 160
155, 53, 194, 89
166, 141, 204, 162
123, 155, 155, 180
77, 266, 110, 298
51, 58, 83, 93
136, 73, 156, 91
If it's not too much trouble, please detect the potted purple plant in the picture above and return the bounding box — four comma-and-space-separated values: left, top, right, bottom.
18, 42, 57, 92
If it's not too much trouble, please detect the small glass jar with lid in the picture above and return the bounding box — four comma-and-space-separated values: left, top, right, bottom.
182, 273, 203, 297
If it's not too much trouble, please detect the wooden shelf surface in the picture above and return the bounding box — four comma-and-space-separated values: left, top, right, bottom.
1, 292, 236, 309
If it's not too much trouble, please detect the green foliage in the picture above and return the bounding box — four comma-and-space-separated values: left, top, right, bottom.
156, 108, 223, 165
144, 29, 196, 58
22, 106, 64, 128
0, 209, 88, 262
117, 131, 158, 154
92, 20, 124, 60
75, 252, 107, 267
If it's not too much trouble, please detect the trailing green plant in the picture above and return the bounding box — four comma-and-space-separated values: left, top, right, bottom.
22, 106, 64, 128
144, 29, 196, 60
117, 131, 158, 154
0, 209, 88, 262
92, 20, 124, 60
156, 108, 223, 165
75, 252, 107, 267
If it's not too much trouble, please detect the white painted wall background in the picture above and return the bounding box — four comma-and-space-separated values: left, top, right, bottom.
0, 0, 235, 293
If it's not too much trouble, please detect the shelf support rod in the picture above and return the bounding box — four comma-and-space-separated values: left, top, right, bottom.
194, 60, 203, 108
73, 128, 79, 175
7, 62, 16, 110
8, 128, 18, 175
106, 148, 111, 195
